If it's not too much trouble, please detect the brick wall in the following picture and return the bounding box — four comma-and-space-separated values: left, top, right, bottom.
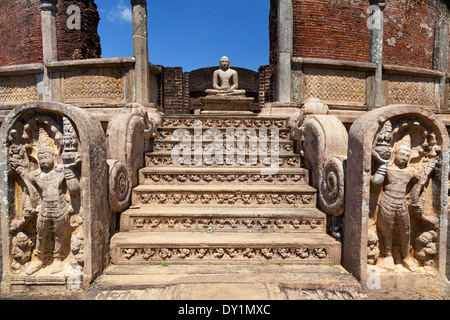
0, 0, 101, 67
269, 0, 277, 66
258, 65, 275, 107
273, 0, 450, 70
383, 0, 450, 70
0, 0, 43, 66
291, 0, 370, 63
56, 0, 101, 61
161, 67, 190, 115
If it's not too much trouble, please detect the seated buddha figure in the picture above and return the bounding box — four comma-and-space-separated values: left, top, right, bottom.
206, 56, 246, 96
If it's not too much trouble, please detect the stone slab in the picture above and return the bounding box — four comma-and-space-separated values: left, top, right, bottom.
109, 231, 341, 265
199, 111, 255, 115
131, 184, 317, 208
199, 96, 255, 113
84, 264, 364, 300
119, 206, 327, 233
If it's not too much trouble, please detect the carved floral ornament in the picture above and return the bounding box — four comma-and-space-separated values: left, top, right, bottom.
118, 247, 330, 262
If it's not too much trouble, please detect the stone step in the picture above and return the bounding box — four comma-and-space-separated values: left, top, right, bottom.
87, 264, 365, 300
145, 152, 301, 168
109, 232, 341, 266
139, 167, 309, 185
156, 127, 291, 141
161, 115, 289, 130
119, 206, 326, 233
152, 139, 294, 153
131, 184, 317, 208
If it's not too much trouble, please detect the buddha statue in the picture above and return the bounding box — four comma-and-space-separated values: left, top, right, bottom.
206, 56, 246, 96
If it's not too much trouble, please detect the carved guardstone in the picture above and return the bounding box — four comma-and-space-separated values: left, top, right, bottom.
199, 57, 254, 114
343, 105, 449, 291
106, 103, 162, 214
290, 98, 348, 240
0, 101, 109, 293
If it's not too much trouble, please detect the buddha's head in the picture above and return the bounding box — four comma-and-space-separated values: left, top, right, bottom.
220, 56, 230, 70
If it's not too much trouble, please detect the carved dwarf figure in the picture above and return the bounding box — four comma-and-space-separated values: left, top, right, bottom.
70, 232, 84, 271
367, 230, 380, 265
206, 56, 246, 96
25, 144, 79, 275
414, 230, 437, 268
11, 232, 33, 273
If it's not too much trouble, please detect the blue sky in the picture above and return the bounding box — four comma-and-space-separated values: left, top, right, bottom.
95, 0, 270, 71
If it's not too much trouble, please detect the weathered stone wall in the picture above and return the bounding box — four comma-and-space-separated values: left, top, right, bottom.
269, 0, 278, 66
56, 0, 102, 61
383, 0, 450, 70
291, 0, 370, 63
0, 0, 101, 67
269, 0, 450, 71
160, 67, 189, 115
258, 65, 275, 108
0, 0, 43, 66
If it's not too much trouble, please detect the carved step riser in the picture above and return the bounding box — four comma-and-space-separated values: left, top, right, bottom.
140, 172, 309, 186
121, 216, 326, 233
152, 141, 295, 153
132, 192, 317, 208
161, 118, 289, 130
111, 245, 340, 266
156, 129, 292, 141
145, 154, 301, 168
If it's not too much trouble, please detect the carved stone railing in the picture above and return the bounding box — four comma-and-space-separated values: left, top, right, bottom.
0, 58, 162, 125
290, 98, 348, 239
290, 58, 448, 128
0, 63, 44, 109
106, 103, 162, 216
46, 58, 136, 106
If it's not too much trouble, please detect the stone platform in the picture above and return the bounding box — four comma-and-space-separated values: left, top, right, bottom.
84, 264, 365, 300
197, 95, 256, 114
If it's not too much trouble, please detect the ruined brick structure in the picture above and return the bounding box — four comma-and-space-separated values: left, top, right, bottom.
0, 0, 449, 299
0, 0, 101, 67
269, 0, 450, 70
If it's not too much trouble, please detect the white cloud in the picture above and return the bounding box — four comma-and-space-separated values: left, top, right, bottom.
106, 1, 132, 23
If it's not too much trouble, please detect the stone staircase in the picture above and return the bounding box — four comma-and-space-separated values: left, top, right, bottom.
110, 114, 341, 266
101, 115, 359, 299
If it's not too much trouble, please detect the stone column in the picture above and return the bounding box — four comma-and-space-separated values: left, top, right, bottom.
276, 0, 293, 103
40, 0, 58, 101
131, 0, 150, 104
433, 23, 449, 109
368, 0, 385, 107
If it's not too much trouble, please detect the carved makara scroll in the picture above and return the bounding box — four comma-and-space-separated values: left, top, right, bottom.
291, 98, 348, 240
106, 103, 162, 214
7, 114, 83, 277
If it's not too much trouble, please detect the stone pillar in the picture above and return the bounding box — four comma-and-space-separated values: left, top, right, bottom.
433, 23, 449, 109
131, 0, 150, 104
40, 0, 58, 101
368, 0, 385, 107
276, 0, 293, 103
